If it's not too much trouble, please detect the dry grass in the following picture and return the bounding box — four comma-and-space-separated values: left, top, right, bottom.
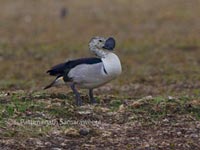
0, 0, 200, 97
0, 0, 200, 149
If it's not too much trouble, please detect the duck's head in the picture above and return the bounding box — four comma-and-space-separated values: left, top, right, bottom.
89, 36, 116, 52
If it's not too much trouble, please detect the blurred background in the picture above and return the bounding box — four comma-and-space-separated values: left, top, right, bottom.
0, 0, 200, 97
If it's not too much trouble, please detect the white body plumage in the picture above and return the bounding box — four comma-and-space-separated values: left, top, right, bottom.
68, 52, 122, 89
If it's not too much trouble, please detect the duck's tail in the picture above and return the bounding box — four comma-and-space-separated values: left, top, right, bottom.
44, 75, 65, 90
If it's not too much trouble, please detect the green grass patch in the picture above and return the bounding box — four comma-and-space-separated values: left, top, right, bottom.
129, 96, 200, 121
109, 99, 123, 111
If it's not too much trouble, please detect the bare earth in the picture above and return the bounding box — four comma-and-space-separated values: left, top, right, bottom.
0, 0, 200, 149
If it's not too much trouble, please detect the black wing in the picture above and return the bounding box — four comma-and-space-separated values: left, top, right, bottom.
46, 57, 102, 77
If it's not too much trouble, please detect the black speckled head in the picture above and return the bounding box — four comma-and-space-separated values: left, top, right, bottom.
103, 37, 116, 50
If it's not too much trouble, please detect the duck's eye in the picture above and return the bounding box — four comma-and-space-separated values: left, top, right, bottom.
99, 40, 102, 42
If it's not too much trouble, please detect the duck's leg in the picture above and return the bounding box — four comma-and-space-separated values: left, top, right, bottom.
70, 83, 82, 106
89, 89, 96, 104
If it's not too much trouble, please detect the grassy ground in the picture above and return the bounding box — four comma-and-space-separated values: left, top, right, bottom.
0, 0, 200, 149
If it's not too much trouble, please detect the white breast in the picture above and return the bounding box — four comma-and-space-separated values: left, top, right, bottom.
67, 53, 122, 89
102, 53, 122, 78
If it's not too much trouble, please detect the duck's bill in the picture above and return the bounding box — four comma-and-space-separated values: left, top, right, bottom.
103, 37, 115, 50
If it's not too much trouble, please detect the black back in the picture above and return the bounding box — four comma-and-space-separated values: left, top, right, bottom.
47, 57, 102, 80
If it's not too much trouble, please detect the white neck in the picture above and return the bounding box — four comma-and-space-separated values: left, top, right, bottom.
90, 47, 109, 58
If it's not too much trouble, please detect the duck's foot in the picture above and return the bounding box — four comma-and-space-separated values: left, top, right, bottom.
70, 83, 82, 106
89, 89, 97, 104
